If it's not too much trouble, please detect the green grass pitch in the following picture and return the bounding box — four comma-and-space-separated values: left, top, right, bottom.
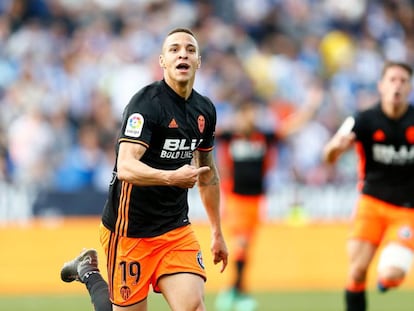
0, 290, 412, 311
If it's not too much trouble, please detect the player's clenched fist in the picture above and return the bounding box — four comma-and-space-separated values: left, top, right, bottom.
170, 164, 210, 188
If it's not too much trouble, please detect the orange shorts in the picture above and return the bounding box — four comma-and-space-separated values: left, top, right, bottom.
99, 223, 206, 307
350, 194, 414, 249
223, 192, 264, 237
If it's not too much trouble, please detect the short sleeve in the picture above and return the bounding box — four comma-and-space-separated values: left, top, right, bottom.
197, 97, 217, 151
119, 89, 159, 147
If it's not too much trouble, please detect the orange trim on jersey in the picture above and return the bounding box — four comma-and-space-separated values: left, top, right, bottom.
119, 138, 149, 149
197, 146, 214, 152
114, 183, 126, 235
123, 183, 132, 235
217, 140, 234, 192
115, 182, 132, 237
355, 142, 365, 192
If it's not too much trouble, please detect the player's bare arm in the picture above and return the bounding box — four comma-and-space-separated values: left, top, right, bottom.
195, 150, 228, 272
277, 83, 324, 139
117, 142, 208, 188
194, 150, 219, 187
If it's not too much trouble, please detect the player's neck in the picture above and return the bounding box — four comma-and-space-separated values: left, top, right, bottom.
164, 77, 193, 100
381, 101, 409, 120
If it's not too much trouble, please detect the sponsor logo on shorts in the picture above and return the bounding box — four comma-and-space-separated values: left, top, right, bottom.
120, 285, 131, 300
125, 113, 144, 137
197, 251, 205, 270
398, 226, 413, 240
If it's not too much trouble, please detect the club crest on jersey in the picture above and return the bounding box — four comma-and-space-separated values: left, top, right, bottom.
197, 115, 205, 133
125, 113, 144, 137
120, 285, 131, 300
372, 129, 386, 142
406, 126, 414, 144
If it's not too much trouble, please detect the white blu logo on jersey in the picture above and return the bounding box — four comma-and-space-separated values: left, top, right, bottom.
373, 144, 414, 165
161, 138, 203, 159
230, 139, 266, 160
125, 113, 144, 137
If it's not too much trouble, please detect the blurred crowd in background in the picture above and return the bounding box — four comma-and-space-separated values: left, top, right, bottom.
1, 0, 414, 215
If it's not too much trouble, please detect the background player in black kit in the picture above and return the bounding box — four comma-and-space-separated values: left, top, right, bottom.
323, 61, 414, 311
60, 27, 228, 311
214, 87, 323, 311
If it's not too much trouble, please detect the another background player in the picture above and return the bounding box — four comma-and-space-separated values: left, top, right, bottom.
323, 61, 414, 311
214, 85, 323, 311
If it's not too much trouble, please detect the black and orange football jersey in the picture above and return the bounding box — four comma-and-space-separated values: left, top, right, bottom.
102, 80, 217, 237
353, 103, 414, 207
218, 131, 278, 195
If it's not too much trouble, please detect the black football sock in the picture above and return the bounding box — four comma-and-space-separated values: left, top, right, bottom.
85, 273, 112, 311
345, 289, 366, 311
234, 259, 246, 292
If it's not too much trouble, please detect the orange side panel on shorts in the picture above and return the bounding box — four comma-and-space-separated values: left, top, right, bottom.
109, 181, 132, 301
107, 231, 118, 301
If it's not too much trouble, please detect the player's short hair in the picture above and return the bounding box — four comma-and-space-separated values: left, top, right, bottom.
381, 60, 413, 78
167, 27, 197, 40
235, 96, 263, 112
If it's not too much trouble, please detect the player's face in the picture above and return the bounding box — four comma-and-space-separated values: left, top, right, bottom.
378, 65, 412, 109
160, 32, 201, 84
235, 104, 257, 134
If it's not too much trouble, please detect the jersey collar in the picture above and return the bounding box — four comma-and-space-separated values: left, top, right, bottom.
161, 79, 194, 103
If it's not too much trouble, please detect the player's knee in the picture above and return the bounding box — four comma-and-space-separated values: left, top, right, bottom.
235, 236, 249, 248
349, 266, 368, 283
377, 243, 413, 279
188, 295, 205, 311
348, 260, 370, 282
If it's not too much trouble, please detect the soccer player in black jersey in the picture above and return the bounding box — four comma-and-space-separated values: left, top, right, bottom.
61, 27, 228, 311
323, 61, 414, 311
214, 87, 323, 311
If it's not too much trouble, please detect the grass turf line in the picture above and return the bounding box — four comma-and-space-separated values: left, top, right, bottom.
0, 290, 412, 311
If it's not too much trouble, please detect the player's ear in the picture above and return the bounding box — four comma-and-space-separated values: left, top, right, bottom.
159, 55, 166, 68
197, 56, 201, 69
